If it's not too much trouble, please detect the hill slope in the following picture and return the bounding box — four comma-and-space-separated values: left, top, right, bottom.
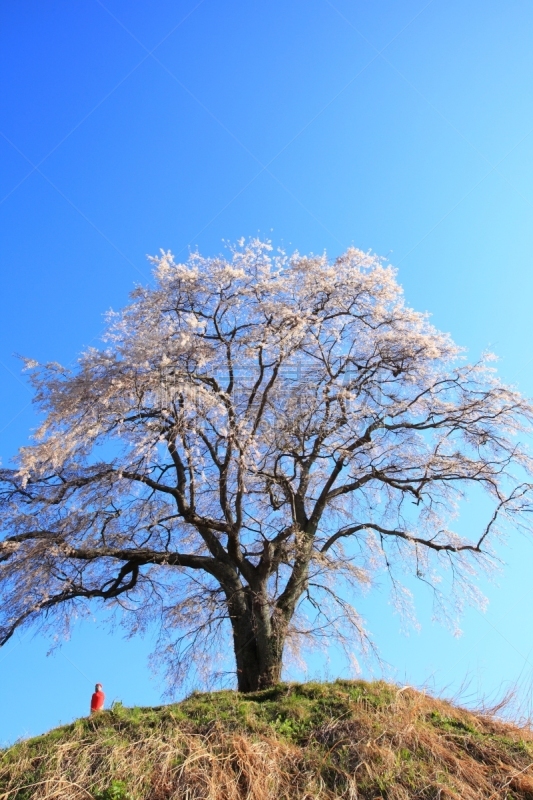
2, 681, 533, 799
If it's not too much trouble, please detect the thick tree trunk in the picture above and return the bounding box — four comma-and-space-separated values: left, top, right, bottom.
229, 592, 286, 692
224, 546, 312, 692
233, 626, 284, 692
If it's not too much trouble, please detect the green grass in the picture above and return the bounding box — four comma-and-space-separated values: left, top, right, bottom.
2, 680, 533, 799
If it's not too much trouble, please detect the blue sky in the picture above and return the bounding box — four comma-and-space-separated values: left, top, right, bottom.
2, 0, 533, 744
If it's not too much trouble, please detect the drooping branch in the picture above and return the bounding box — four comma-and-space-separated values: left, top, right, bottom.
320, 485, 532, 554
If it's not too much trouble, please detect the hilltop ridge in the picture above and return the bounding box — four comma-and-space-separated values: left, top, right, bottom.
2, 680, 533, 799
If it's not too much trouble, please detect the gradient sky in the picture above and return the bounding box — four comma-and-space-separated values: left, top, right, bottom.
2, 0, 533, 745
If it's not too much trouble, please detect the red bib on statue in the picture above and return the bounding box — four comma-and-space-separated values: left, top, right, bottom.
90, 690, 105, 711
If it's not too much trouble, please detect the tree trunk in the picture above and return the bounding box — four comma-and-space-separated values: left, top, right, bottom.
233, 628, 284, 692
229, 593, 286, 693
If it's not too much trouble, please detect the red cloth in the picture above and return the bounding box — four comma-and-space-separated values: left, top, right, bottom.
90, 690, 105, 712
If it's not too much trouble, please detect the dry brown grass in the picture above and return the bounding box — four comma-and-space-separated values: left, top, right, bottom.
2, 681, 533, 799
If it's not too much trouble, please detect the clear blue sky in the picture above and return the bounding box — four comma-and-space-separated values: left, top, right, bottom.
2, 0, 533, 745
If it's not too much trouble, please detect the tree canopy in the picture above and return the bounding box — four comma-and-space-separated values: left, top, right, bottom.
1, 240, 532, 691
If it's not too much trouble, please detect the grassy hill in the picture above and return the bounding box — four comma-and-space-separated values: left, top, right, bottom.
2, 680, 533, 799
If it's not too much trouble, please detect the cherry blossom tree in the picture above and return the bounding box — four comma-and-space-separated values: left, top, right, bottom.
1, 240, 532, 692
